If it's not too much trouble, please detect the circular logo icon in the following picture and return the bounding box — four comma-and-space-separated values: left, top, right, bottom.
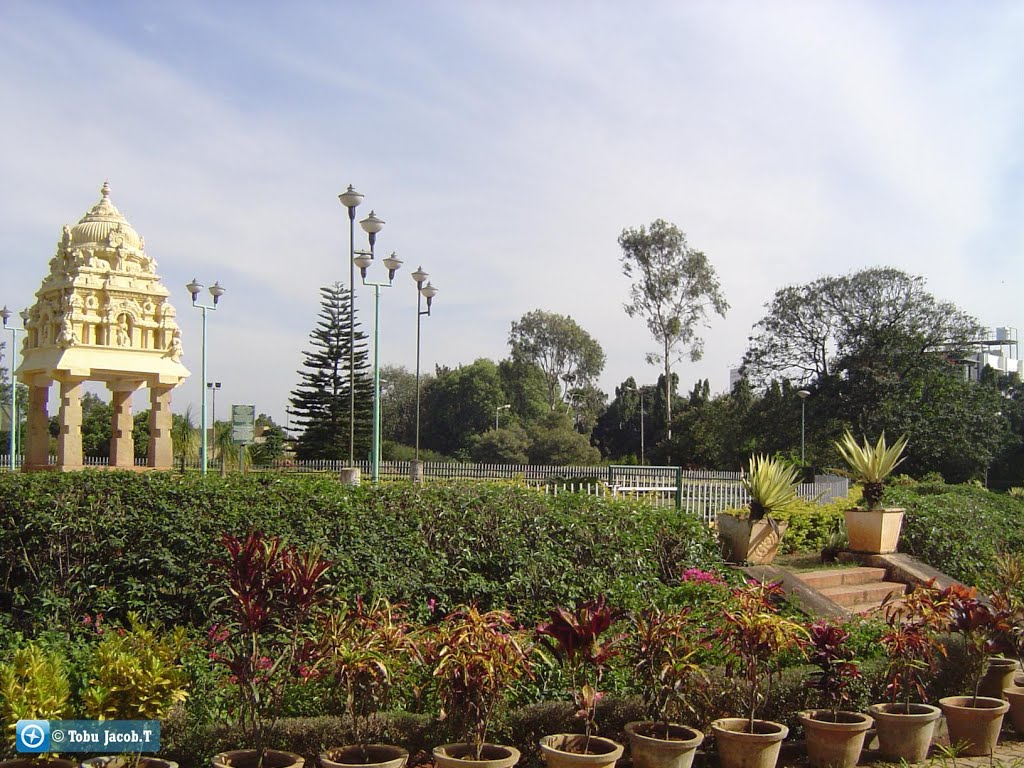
20, 724, 46, 749
51, 730, 65, 743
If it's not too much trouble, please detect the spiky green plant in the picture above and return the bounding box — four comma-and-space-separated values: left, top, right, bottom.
834, 431, 908, 510
1009, 487, 1024, 500
742, 455, 802, 521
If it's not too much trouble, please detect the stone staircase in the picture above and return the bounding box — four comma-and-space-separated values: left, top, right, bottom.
795, 566, 907, 615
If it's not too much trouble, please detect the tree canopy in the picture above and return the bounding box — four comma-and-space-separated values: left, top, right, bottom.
508, 310, 605, 410
619, 219, 727, 441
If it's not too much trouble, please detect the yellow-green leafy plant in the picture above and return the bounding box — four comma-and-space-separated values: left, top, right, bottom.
0, 643, 73, 756
742, 455, 802, 521
834, 431, 908, 510
1009, 487, 1024, 500
82, 614, 190, 721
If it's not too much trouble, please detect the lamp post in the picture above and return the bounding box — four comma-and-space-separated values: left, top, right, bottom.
625, 383, 645, 465
354, 249, 402, 482
207, 381, 222, 457
187, 279, 226, 475
338, 186, 385, 469
495, 404, 511, 431
0, 306, 28, 471
797, 389, 811, 468
410, 267, 438, 463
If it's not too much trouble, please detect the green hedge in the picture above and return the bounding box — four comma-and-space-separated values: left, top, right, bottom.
0, 472, 721, 637
889, 482, 1024, 588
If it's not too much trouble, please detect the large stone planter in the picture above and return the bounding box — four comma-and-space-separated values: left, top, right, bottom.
717, 515, 788, 565
1004, 685, 1024, 735
709, 718, 787, 768
979, 657, 1020, 700
866, 703, 940, 763
433, 743, 520, 768
212, 750, 304, 768
624, 722, 703, 768
843, 508, 903, 554
320, 745, 408, 768
939, 696, 1009, 757
538, 734, 624, 768
798, 711, 872, 768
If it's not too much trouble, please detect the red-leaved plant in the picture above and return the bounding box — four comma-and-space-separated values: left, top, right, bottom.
428, 605, 534, 760
714, 580, 807, 733
805, 620, 861, 721
939, 584, 1011, 705
878, 582, 946, 712
210, 531, 331, 768
536, 596, 624, 752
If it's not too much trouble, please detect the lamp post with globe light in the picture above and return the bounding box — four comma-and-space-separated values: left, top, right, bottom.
495, 404, 511, 431
186, 279, 225, 475
338, 186, 385, 472
354, 249, 402, 482
410, 267, 438, 477
0, 306, 29, 471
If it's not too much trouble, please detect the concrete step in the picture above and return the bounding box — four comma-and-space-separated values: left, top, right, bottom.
818, 581, 906, 607
797, 566, 889, 589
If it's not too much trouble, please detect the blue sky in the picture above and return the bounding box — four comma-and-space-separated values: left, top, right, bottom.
1, 1, 1021, 427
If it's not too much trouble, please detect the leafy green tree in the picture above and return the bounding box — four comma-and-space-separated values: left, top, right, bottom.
619, 220, 728, 441
421, 359, 505, 458
592, 377, 647, 460
250, 414, 286, 466
508, 310, 605, 410
133, 410, 150, 459
497, 358, 549, 426
171, 407, 199, 469
470, 425, 531, 464
379, 364, 422, 448
526, 411, 601, 465
288, 284, 372, 461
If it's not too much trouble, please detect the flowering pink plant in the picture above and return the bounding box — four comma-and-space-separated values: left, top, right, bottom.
680, 568, 725, 585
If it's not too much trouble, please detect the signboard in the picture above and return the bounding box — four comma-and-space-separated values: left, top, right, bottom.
231, 404, 256, 445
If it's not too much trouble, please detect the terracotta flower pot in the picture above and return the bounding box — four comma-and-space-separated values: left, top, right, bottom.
979, 657, 1020, 700
624, 722, 703, 768
709, 719, 787, 768
320, 745, 408, 768
843, 508, 904, 554
433, 744, 520, 768
0, 760, 80, 768
866, 703, 940, 763
939, 696, 1010, 757
83, 760, 176, 768
538, 734, 624, 768
212, 750, 305, 768
797, 711, 872, 768
1004, 685, 1024, 735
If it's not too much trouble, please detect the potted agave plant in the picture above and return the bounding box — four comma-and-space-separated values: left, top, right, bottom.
718, 455, 800, 565
535, 596, 625, 768
867, 585, 944, 764
80, 615, 190, 768
318, 598, 413, 768
797, 621, 871, 768
937, 584, 1011, 757
0, 643, 76, 768
710, 580, 807, 768
428, 605, 534, 768
623, 606, 705, 768
210, 531, 332, 768
834, 431, 908, 554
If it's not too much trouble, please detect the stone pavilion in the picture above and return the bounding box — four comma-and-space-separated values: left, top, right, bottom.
16, 182, 190, 470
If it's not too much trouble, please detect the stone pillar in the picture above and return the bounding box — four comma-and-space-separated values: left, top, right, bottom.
339, 467, 361, 485
24, 382, 51, 469
409, 460, 424, 484
57, 378, 84, 469
148, 385, 174, 469
108, 382, 140, 468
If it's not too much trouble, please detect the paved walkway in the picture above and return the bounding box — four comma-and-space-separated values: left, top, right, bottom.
862, 729, 1024, 766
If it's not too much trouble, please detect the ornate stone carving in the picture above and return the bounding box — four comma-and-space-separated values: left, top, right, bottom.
56, 315, 79, 348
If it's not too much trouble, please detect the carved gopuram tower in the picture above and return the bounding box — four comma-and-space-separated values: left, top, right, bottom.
16, 183, 190, 470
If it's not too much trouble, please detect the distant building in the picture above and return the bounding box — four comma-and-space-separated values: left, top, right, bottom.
964, 327, 1022, 381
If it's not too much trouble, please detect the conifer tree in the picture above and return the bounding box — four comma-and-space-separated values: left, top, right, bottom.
289, 283, 372, 460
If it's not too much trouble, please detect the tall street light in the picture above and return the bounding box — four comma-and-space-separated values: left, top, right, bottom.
207, 381, 222, 455
625, 383, 645, 466
1, 306, 28, 471
410, 267, 438, 465
495, 404, 511, 431
338, 186, 385, 469
798, 389, 811, 468
354, 249, 402, 482
187, 279, 226, 475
